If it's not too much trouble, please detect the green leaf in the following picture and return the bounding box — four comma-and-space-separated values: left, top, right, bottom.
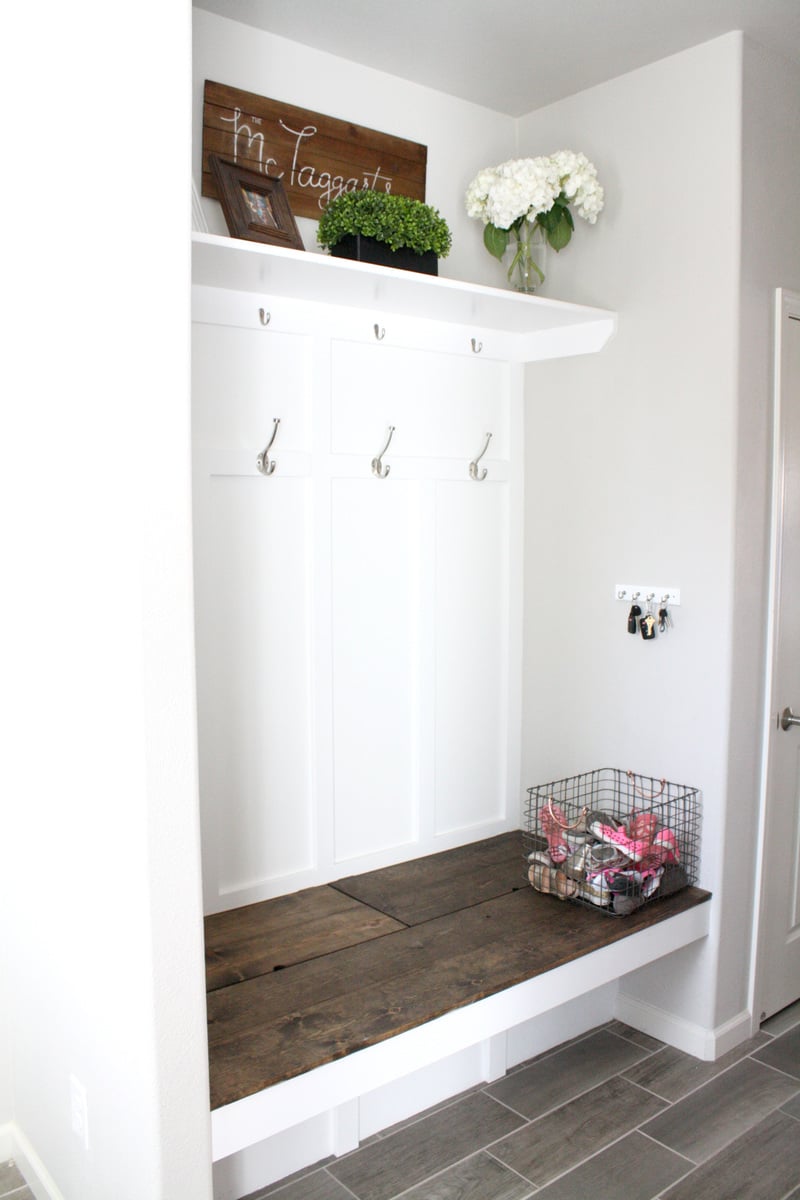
483, 223, 509, 261
546, 211, 573, 251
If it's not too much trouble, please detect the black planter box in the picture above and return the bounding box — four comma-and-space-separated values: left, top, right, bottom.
330, 234, 438, 276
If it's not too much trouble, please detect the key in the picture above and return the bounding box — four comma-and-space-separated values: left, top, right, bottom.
641, 611, 657, 640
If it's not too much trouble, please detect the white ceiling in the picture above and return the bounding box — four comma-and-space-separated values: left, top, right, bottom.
193, 0, 800, 115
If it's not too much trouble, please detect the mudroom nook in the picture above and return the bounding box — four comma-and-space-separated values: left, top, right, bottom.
192, 233, 712, 1190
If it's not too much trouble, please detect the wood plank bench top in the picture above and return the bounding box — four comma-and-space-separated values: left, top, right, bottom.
205, 833, 710, 1111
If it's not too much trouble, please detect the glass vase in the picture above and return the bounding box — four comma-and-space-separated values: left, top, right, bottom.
505, 222, 547, 293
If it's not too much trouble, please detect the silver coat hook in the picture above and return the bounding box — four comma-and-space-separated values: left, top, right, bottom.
372, 425, 395, 478
469, 432, 492, 481
259, 308, 271, 326
374, 323, 386, 341
256, 418, 280, 475
471, 338, 483, 354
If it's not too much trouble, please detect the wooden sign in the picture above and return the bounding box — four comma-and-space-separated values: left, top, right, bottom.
202, 81, 428, 221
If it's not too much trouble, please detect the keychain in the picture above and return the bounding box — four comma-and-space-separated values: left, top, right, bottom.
640, 599, 657, 640
627, 602, 642, 634
658, 602, 673, 633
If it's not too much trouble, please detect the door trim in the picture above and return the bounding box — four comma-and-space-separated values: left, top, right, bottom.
750, 287, 800, 1026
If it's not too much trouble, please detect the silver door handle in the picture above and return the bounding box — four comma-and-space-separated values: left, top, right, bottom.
780, 706, 800, 730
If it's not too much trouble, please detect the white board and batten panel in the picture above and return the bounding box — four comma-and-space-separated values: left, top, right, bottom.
330, 478, 421, 861
435, 480, 510, 835
328, 339, 517, 866
191, 260, 531, 912
192, 319, 315, 912
329, 340, 511, 465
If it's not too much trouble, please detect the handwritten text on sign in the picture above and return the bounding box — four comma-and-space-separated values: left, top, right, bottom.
202, 81, 428, 220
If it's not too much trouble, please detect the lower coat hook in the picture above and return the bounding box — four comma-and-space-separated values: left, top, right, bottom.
372, 425, 395, 478
469, 432, 492, 481
256, 418, 280, 475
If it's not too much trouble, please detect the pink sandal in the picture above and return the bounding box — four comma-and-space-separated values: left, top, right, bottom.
540, 803, 571, 863
587, 816, 650, 862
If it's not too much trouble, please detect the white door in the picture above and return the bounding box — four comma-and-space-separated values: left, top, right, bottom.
757, 288, 800, 1020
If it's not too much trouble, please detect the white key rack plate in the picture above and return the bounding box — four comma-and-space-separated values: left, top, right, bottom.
615, 584, 681, 606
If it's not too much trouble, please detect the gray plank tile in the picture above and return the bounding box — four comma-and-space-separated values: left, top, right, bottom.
400, 1152, 534, 1200
659, 1110, 800, 1200
491, 1076, 666, 1189
328, 1092, 526, 1200
487, 1028, 651, 1119
622, 1033, 771, 1102
642, 1058, 800, 1164
605, 1020, 665, 1053
0, 1164, 26, 1195
752, 1022, 800, 1080
243, 1167, 352, 1200
783, 1091, 800, 1120
532, 1130, 689, 1200
509, 1030, 596, 1071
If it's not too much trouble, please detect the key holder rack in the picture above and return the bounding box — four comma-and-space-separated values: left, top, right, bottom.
616, 584, 680, 640
615, 585, 681, 607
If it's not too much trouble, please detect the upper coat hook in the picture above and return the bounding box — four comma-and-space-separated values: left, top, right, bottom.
256, 418, 280, 475
259, 308, 271, 326
374, 323, 386, 341
469, 432, 492, 481
372, 425, 395, 478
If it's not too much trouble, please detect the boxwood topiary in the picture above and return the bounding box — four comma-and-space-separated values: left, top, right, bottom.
317, 190, 452, 258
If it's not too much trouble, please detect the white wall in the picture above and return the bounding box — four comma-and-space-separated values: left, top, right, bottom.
2, 2, 212, 1197
517, 34, 742, 1036
518, 31, 800, 1043
192, 9, 517, 286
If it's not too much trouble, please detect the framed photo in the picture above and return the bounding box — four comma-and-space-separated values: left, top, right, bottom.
209, 155, 304, 250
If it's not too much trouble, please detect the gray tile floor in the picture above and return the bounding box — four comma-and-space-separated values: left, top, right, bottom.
249, 1000, 800, 1200
0, 1159, 32, 1200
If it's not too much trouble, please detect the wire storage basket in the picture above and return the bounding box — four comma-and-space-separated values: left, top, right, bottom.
524, 767, 700, 916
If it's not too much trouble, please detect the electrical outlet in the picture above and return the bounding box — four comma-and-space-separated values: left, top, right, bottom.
70, 1074, 89, 1151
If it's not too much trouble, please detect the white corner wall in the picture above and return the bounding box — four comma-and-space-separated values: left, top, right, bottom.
191, 9, 517, 286
517, 34, 747, 1044
3, 2, 212, 1197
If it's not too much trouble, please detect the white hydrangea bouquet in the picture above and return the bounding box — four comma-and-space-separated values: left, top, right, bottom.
465, 151, 604, 291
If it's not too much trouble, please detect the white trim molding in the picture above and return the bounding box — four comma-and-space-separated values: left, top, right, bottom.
614, 993, 753, 1061
0, 1123, 67, 1200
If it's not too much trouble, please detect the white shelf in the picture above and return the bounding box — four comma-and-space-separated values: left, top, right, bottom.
192, 232, 617, 363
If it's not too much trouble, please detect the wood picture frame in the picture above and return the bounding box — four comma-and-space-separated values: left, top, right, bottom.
209, 155, 304, 250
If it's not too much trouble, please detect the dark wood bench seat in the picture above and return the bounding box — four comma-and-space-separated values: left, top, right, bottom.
205, 832, 710, 1114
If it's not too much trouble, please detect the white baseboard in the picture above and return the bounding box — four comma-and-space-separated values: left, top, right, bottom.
614, 993, 753, 1061
0, 1123, 66, 1200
